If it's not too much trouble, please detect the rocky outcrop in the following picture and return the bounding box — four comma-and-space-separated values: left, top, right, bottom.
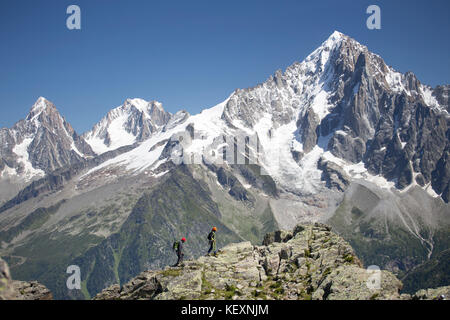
432, 85, 449, 113
411, 286, 450, 300
0, 258, 52, 300
328, 131, 366, 164
298, 109, 320, 154
94, 223, 411, 300
318, 157, 350, 192
210, 165, 255, 204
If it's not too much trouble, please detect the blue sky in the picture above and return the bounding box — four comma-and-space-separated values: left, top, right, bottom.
0, 0, 449, 133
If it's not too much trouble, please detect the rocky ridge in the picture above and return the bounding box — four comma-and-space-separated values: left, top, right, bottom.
94, 223, 447, 300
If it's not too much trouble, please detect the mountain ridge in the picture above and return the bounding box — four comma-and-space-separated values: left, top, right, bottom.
2, 31, 448, 201
93, 223, 450, 300
82, 98, 175, 154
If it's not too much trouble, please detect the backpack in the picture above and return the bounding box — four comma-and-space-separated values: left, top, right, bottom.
172, 241, 179, 251
207, 231, 214, 241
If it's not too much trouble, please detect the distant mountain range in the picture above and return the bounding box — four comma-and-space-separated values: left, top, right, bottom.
0, 31, 448, 299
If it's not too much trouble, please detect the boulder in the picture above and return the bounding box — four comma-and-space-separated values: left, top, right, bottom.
0, 257, 52, 300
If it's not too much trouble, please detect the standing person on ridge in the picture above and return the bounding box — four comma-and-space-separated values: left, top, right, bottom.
207, 227, 217, 257
173, 237, 186, 267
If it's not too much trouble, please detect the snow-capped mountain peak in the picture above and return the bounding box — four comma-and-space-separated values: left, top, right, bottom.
83, 98, 173, 154
26, 96, 58, 122
0, 97, 95, 185
318, 30, 347, 51
2, 31, 448, 205
77, 31, 450, 204
30, 96, 49, 111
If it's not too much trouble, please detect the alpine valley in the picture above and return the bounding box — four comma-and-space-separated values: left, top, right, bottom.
0, 31, 448, 299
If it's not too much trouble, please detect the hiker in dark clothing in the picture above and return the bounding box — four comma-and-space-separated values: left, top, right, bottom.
173, 237, 186, 266
207, 227, 217, 256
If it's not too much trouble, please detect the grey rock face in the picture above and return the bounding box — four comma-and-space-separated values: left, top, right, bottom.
318, 157, 350, 192
412, 286, 450, 300
214, 166, 255, 204
316, 38, 449, 200
164, 110, 190, 132
298, 108, 320, 154
432, 85, 449, 113
148, 101, 172, 127
362, 97, 449, 193
262, 229, 293, 246
328, 130, 365, 163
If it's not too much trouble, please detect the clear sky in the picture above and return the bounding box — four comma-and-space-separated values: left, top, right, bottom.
0, 0, 449, 133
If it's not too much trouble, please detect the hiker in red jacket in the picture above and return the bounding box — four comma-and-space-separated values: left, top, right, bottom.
173, 237, 186, 266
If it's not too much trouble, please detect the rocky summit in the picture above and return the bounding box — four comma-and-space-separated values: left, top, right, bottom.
93, 223, 447, 300
0, 257, 52, 300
